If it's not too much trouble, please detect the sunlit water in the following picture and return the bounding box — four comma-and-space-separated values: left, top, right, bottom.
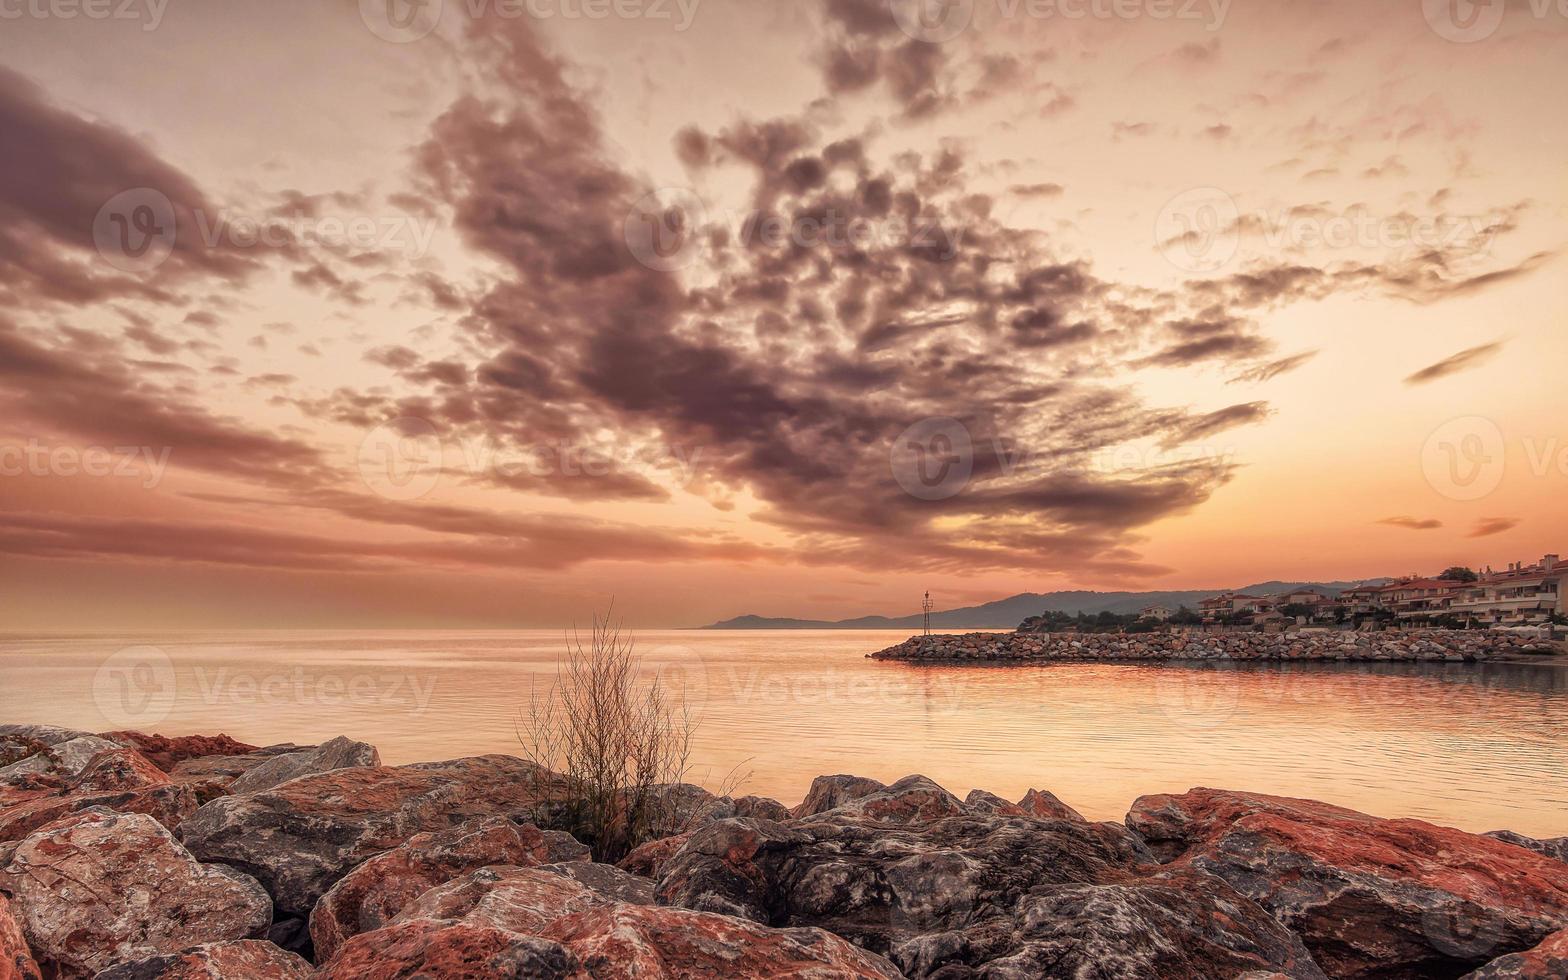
1, 630, 1564, 837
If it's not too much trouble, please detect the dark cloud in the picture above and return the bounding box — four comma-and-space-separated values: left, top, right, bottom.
1404, 341, 1504, 385
1228, 350, 1319, 384
1377, 516, 1444, 530
1467, 516, 1518, 538
1160, 402, 1272, 449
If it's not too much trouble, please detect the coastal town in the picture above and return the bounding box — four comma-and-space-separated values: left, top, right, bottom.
1144, 552, 1567, 630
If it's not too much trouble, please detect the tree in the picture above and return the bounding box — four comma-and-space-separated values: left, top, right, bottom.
1439, 566, 1479, 583
518, 609, 695, 862
1279, 603, 1315, 621
1169, 606, 1203, 626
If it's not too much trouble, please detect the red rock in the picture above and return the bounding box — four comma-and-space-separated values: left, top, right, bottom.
962, 789, 1027, 816
1462, 927, 1568, 978
177, 756, 573, 922
315, 921, 576, 979
309, 816, 566, 962
322, 866, 902, 979
791, 774, 887, 818
100, 733, 260, 773
167, 745, 311, 788
805, 775, 966, 825
1, 809, 271, 978
540, 902, 906, 978
1017, 788, 1086, 822
617, 832, 691, 878
1127, 788, 1568, 979
0, 895, 42, 980
0, 782, 200, 845
65, 747, 169, 795
92, 940, 311, 979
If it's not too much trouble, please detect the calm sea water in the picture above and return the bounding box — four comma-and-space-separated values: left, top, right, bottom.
1, 629, 1564, 837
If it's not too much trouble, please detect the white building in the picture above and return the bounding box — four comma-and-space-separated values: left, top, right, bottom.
1450, 554, 1565, 626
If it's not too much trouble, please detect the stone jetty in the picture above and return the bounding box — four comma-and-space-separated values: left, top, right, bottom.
870, 628, 1563, 664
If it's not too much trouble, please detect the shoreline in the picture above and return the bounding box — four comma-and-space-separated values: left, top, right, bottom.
2, 723, 1566, 978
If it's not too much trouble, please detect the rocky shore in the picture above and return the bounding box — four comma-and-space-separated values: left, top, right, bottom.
2, 722, 1565, 979
870, 628, 1565, 664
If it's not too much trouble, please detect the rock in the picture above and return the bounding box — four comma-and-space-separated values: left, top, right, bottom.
91, 941, 311, 979
1127, 788, 1568, 978
314, 921, 576, 979
961, 789, 1026, 816
166, 746, 311, 788
533, 861, 656, 906
309, 816, 566, 962
1462, 928, 1568, 979
1017, 788, 1086, 822
541, 902, 905, 978
617, 832, 691, 878
178, 755, 569, 922
0, 726, 93, 760
655, 802, 1169, 976
734, 795, 791, 822
99, 733, 260, 774
1485, 830, 1568, 866
0, 737, 121, 783
0, 895, 42, 980
322, 866, 903, 979
0, 782, 201, 848
895, 869, 1325, 980
1, 810, 271, 978
792, 774, 887, 818
226, 737, 380, 795
65, 747, 169, 796
805, 775, 966, 825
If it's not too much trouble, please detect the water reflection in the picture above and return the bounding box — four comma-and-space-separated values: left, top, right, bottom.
1, 630, 1563, 837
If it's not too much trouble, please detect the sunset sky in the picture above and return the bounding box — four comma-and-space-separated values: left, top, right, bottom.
1, 0, 1564, 628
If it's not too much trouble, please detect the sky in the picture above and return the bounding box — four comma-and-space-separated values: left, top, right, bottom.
0, 0, 1564, 628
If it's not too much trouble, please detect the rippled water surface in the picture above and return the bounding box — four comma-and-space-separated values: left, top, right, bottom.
2, 630, 1564, 836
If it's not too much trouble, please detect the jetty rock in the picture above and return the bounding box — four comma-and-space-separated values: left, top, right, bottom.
872, 628, 1561, 664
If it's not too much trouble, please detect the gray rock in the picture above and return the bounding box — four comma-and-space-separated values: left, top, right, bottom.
1485, 830, 1568, 866
225, 737, 380, 795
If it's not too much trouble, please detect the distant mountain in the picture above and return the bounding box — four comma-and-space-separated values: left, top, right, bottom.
699, 579, 1390, 630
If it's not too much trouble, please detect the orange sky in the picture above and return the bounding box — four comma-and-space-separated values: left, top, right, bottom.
0, 0, 1565, 628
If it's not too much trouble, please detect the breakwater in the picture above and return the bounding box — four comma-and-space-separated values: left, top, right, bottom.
869, 628, 1563, 663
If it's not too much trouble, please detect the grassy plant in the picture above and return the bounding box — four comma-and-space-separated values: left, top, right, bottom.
517, 608, 695, 862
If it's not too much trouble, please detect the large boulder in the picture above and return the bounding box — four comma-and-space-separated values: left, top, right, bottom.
1127, 788, 1568, 979
1, 810, 270, 978
0, 726, 93, 762
309, 816, 579, 962
791, 774, 887, 818
99, 733, 260, 774
0, 737, 121, 783
320, 865, 903, 979
895, 869, 1325, 980
0, 780, 200, 848
650, 777, 1318, 979
1485, 830, 1568, 866
167, 746, 312, 789
92, 941, 311, 979
226, 737, 380, 795
1462, 927, 1568, 979
0, 895, 41, 980
177, 755, 569, 922
1017, 787, 1086, 822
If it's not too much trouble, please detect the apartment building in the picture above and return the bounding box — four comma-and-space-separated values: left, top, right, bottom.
1450, 554, 1566, 626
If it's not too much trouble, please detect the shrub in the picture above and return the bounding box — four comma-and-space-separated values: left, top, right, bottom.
517, 609, 694, 862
